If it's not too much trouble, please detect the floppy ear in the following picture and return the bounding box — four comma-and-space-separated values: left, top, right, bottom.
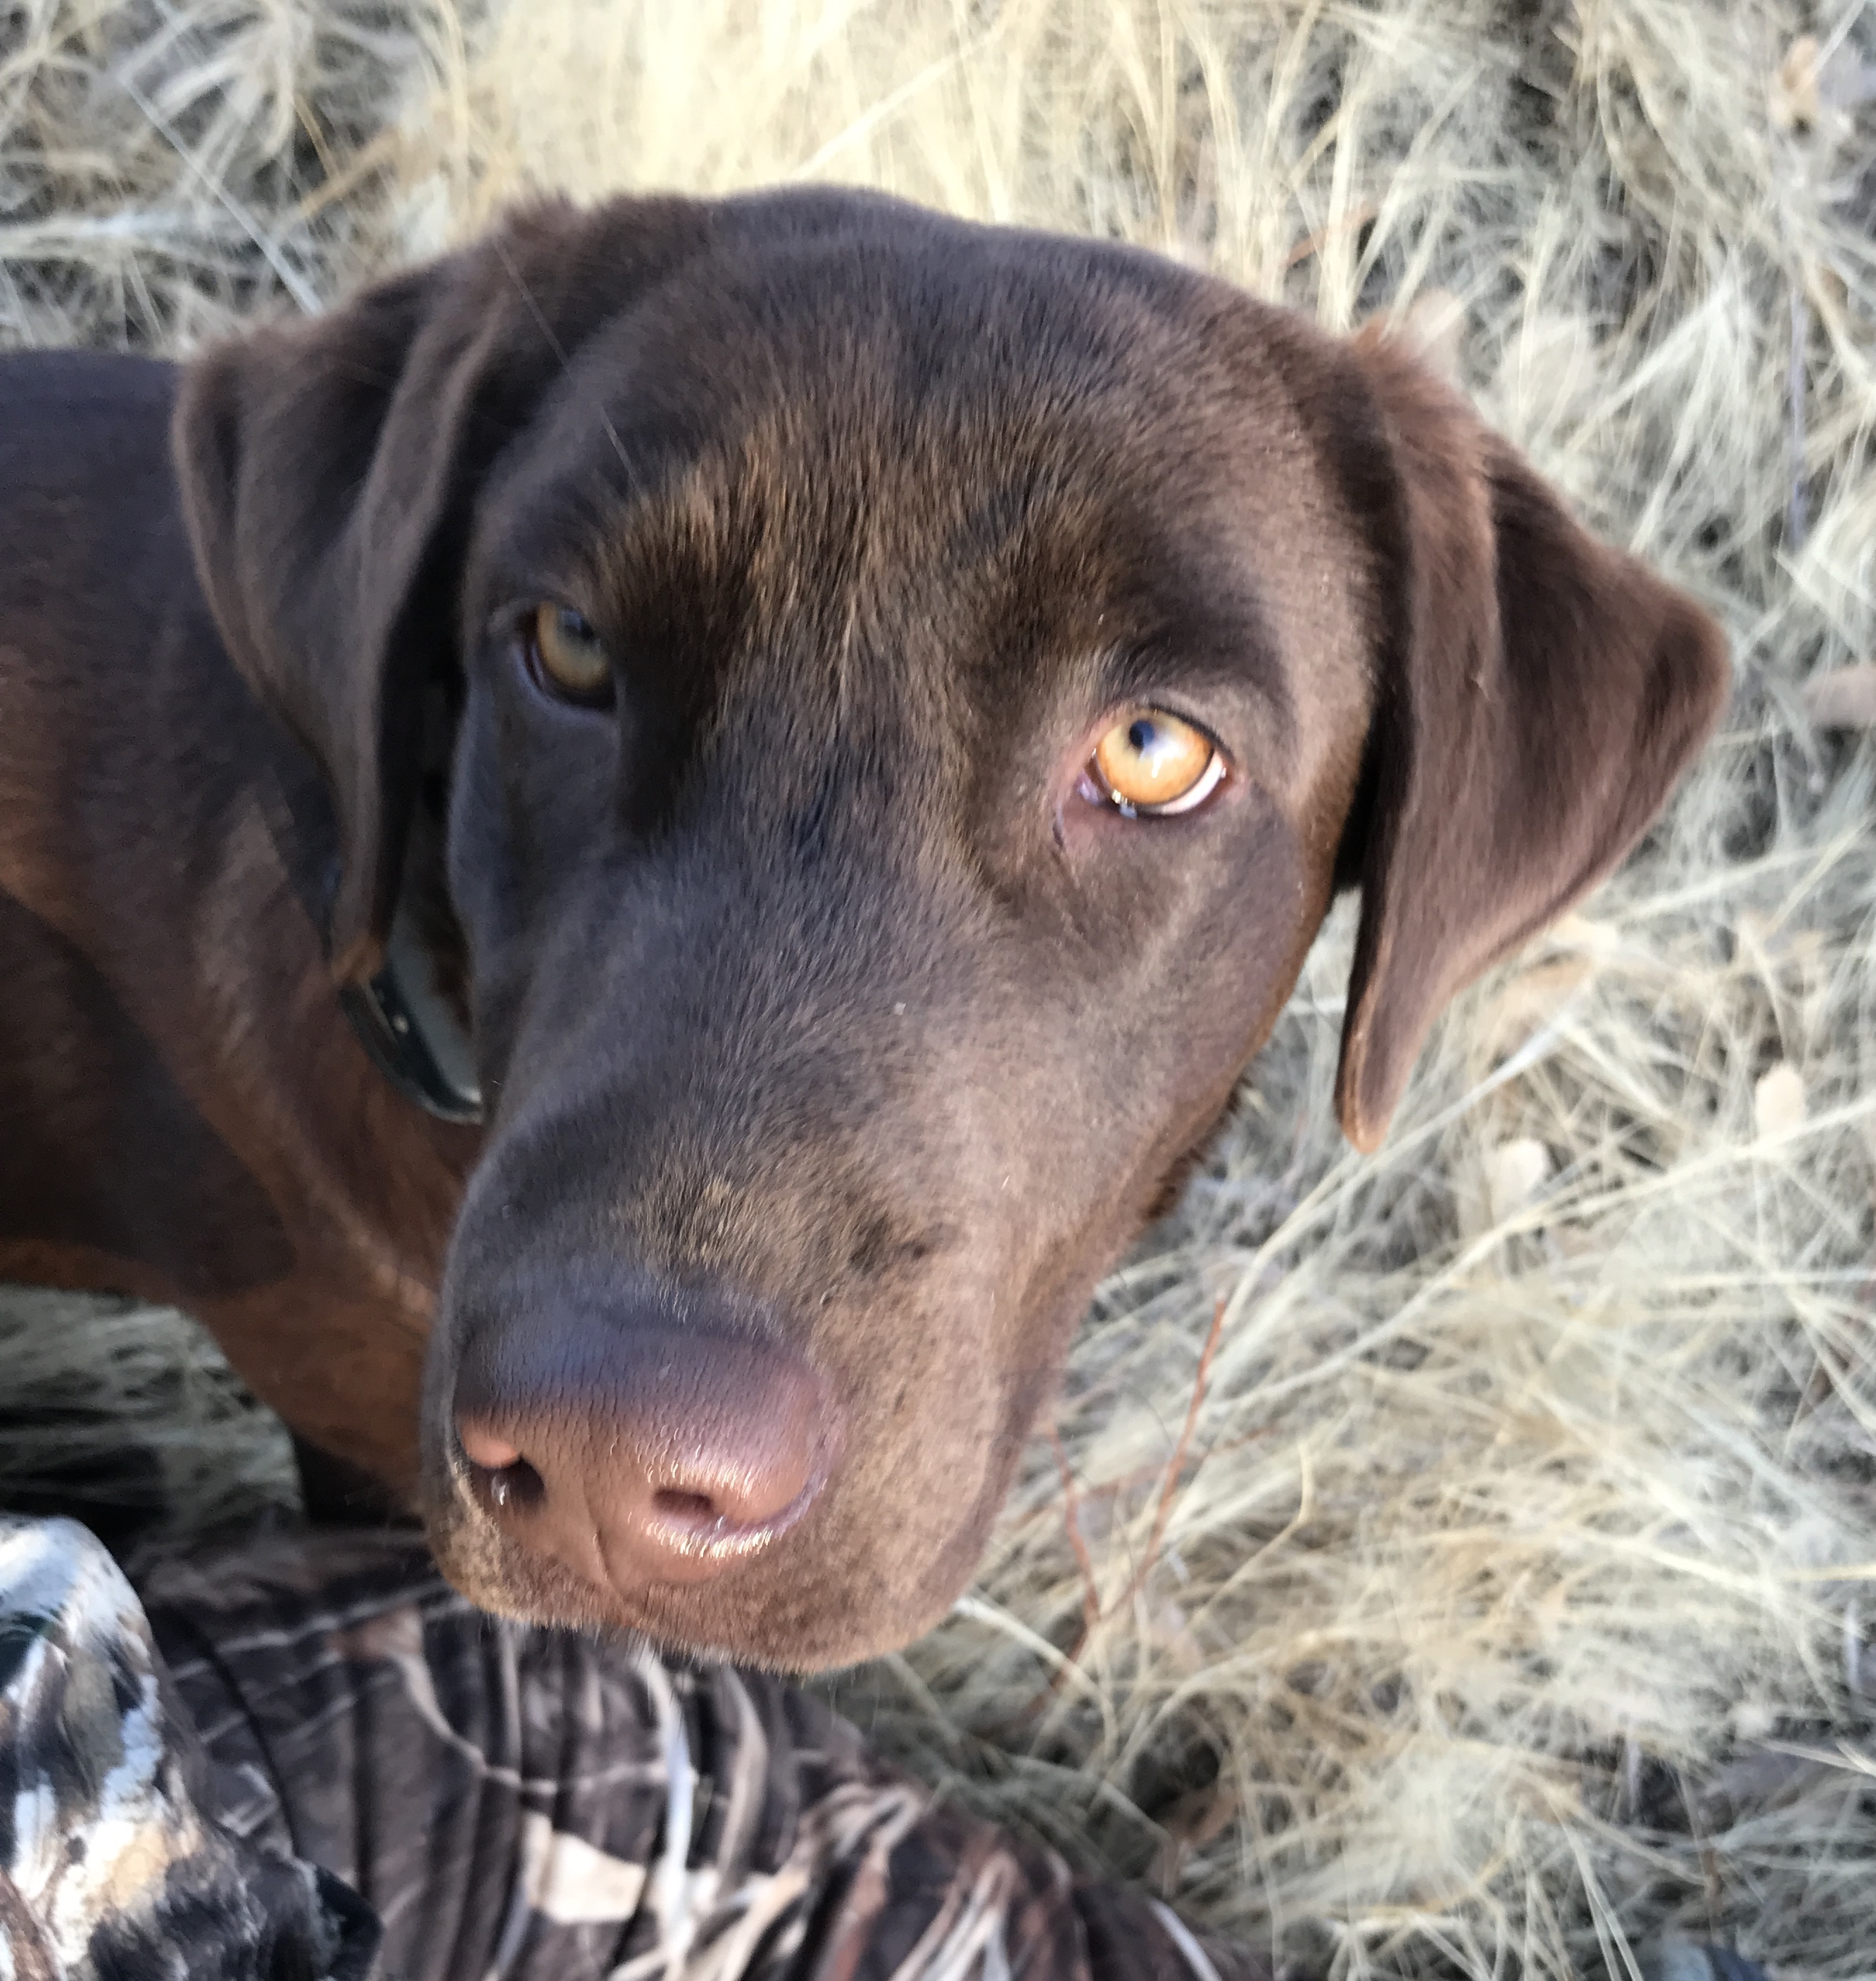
172, 196, 708, 981
1333, 330, 1730, 1151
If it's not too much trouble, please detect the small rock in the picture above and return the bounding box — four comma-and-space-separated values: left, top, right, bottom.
1754, 1064, 1806, 1139
1486, 1138, 1551, 1225
1800, 662, 1876, 730
1772, 33, 1823, 132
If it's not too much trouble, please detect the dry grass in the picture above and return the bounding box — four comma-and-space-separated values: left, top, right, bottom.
4, 2, 1876, 1977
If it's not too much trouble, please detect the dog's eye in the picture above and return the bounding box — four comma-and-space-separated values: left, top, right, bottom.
1082, 709, 1224, 817
526, 605, 615, 710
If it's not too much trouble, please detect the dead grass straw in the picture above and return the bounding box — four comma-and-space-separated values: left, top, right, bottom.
4, 3, 1875, 1976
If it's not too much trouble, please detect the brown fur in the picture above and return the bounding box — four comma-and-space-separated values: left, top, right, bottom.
0, 189, 1727, 1669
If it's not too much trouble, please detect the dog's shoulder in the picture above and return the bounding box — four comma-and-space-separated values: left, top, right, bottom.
0, 348, 184, 557
0, 345, 178, 431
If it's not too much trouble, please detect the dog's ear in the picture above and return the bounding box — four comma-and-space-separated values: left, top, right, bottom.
173, 196, 707, 981
1330, 330, 1730, 1151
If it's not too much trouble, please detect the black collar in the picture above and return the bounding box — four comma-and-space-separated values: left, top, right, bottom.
338, 925, 484, 1126
256, 752, 485, 1127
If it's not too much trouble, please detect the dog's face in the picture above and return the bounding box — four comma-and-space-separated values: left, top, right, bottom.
177, 189, 1725, 1668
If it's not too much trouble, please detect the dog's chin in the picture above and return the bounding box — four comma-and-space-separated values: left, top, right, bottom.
417, 1472, 972, 1673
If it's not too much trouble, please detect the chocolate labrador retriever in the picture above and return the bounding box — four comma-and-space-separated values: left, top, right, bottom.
0, 188, 1726, 1670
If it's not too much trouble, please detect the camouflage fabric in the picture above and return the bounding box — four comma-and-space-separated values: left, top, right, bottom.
2, 1518, 1266, 1981
0, 1516, 379, 1980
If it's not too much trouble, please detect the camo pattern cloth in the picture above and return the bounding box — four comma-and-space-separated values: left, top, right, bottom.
0, 1517, 379, 1980
1, 1518, 1265, 1981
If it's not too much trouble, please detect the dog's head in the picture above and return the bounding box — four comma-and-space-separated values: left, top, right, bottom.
175, 189, 1726, 1669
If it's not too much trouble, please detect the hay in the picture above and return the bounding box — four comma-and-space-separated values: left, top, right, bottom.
4, 1, 1875, 1976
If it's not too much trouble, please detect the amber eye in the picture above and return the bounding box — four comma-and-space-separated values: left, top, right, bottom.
1086, 709, 1224, 817
527, 604, 615, 709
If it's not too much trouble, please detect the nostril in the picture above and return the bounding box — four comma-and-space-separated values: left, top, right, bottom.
652, 1487, 718, 1522
471, 1454, 544, 1515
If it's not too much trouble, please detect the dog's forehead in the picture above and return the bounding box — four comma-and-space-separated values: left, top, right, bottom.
473, 217, 1373, 784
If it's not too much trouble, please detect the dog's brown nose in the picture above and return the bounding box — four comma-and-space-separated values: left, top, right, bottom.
454, 1323, 834, 1590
